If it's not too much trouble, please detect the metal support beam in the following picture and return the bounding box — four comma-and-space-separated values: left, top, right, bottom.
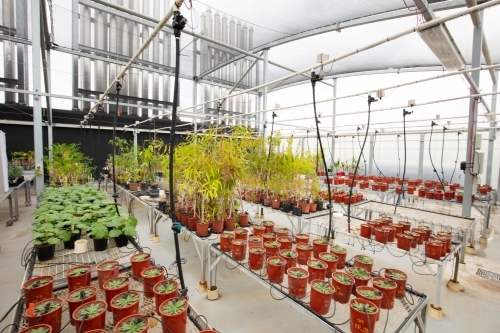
262, 49, 269, 136
16, 0, 29, 104
369, 135, 374, 175
463, 11, 484, 217
40, 2, 53, 124
487, 70, 499, 185
331, 78, 337, 167
72, 0, 79, 111
31, 0, 44, 195
418, 133, 425, 180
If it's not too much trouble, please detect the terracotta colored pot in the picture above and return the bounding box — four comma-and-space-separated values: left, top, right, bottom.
295, 233, 310, 244
159, 297, 188, 333
356, 286, 383, 321
342, 196, 351, 205
309, 202, 318, 213
141, 267, 165, 298
384, 268, 407, 299
374, 228, 390, 244
263, 241, 281, 259
407, 186, 416, 195
180, 213, 189, 226
66, 265, 92, 293
231, 240, 247, 261
310, 279, 335, 315
262, 233, 277, 243
435, 234, 452, 253
456, 195, 463, 203
434, 191, 444, 200
72, 300, 107, 333
272, 200, 280, 209
425, 191, 435, 199
450, 184, 459, 192
153, 280, 179, 316
96, 260, 119, 290
114, 315, 149, 333
380, 183, 388, 192
331, 272, 354, 304
444, 191, 455, 200
263, 221, 275, 233
18, 325, 53, 333
418, 188, 426, 197
360, 224, 372, 239
275, 228, 290, 239
296, 243, 313, 265
66, 286, 98, 325
307, 260, 327, 283
319, 252, 338, 277
383, 226, 396, 242
330, 246, 347, 269
187, 217, 198, 231
130, 253, 151, 279
25, 298, 64, 333
263, 197, 272, 207
372, 277, 397, 309
249, 247, 266, 270
416, 226, 432, 241
234, 228, 248, 241
110, 291, 140, 325
312, 239, 329, 259
348, 267, 371, 296
398, 221, 412, 232
353, 255, 374, 272
224, 217, 235, 231
279, 250, 298, 272
277, 237, 293, 250
195, 222, 209, 237
23, 275, 54, 309
393, 224, 404, 236
267, 256, 286, 283
103, 278, 130, 310
425, 241, 443, 260
404, 231, 419, 248
411, 229, 425, 245
219, 233, 234, 252
349, 298, 379, 333
287, 267, 309, 298
211, 220, 224, 233
252, 224, 266, 237
396, 233, 413, 251
253, 195, 262, 204
248, 236, 263, 248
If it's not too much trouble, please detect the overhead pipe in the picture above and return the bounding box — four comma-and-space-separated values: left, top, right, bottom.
221, 14, 228, 81
129, 0, 140, 115
121, 5, 130, 115
94, 7, 108, 110
81, 4, 92, 111
109, 11, 117, 114
2, 0, 16, 103
214, 11, 221, 80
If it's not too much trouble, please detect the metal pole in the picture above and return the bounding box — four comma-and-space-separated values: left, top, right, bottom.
462, 11, 483, 217
72, 0, 79, 111
262, 49, 269, 136
418, 133, 425, 180
486, 70, 499, 185
32, 0, 44, 195
368, 135, 374, 175
331, 78, 337, 167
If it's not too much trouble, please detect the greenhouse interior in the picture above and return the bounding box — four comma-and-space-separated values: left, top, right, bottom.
1, 0, 500, 332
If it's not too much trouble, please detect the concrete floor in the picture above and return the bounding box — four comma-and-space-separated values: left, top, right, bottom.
1, 187, 500, 332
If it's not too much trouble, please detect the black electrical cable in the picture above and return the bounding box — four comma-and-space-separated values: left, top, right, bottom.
356, 128, 367, 177
449, 132, 461, 184
265, 112, 277, 186
397, 134, 401, 177
111, 80, 122, 216
310, 71, 333, 240
347, 95, 376, 233
373, 131, 385, 177
394, 109, 412, 213
429, 122, 445, 191
440, 126, 447, 185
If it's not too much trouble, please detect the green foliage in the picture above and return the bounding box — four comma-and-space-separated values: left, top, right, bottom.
332, 245, 346, 253
358, 289, 381, 299
268, 258, 284, 265
374, 279, 396, 288
43, 143, 94, 186
349, 267, 370, 279
249, 247, 265, 254
132, 254, 150, 262
280, 250, 297, 258
77, 302, 105, 319
312, 282, 333, 293
8, 162, 24, 181
308, 260, 326, 268
99, 262, 118, 270
334, 273, 353, 284
319, 253, 337, 261
27, 327, 50, 333
265, 241, 280, 248
69, 288, 94, 301
105, 278, 128, 289
67, 267, 89, 276
356, 255, 373, 264
118, 318, 146, 333
112, 293, 139, 307
155, 282, 177, 294
351, 300, 377, 313
26, 279, 50, 289
161, 299, 187, 315
386, 271, 406, 280
34, 300, 61, 316
143, 268, 162, 277
288, 269, 306, 278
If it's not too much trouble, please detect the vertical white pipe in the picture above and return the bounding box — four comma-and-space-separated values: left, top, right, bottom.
221, 14, 228, 81
121, 11, 130, 115
142, 0, 150, 117
162, 0, 171, 116
109, 13, 117, 114
229, 17, 235, 84
129, 0, 140, 115
248, 26, 254, 87
82, 5, 91, 110
2, 0, 16, 103
214, 11, 221, 79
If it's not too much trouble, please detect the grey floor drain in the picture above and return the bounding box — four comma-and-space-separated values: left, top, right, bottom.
476, 268, 500, 282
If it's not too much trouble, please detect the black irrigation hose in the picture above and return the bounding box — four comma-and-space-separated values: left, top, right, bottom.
429, 122, 445, 191
111, 80, 122, 216
372, 131, 385, 177
440, 127, 447, 184
397, 134, 401, 177
265, 112, 278, 186
449, 132, 461, 184
357, 129, 367, 177
394, 109, 412, 214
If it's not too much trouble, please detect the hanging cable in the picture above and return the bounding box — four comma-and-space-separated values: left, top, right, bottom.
373, 131, 385, 177
440, 126, 448, 185
356, 127, 367, 177
429, 121, 445, 191
111, 80, 122, 216
394, 109, 412, 213
449, 132, 462, 184
265, 112, 278, 186
347, 95, 377, 233
396, 134, 401, 177
310, 71, 333, 240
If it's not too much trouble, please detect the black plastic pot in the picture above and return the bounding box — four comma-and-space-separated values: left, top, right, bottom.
114, 235, 129, 247
281, 203, 292, 213
64, 233, 81, 249
140, 182, 149, 191
149, 189, 159, 198
124, 184, 130, 190
37, 244, 56, 261
316, 200, 324, 211
93, 238, 108, 252
150, 184, 159, 190
292, 206, 302, 216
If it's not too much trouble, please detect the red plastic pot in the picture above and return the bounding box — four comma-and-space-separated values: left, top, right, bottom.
416, 226, 432, 241
103, 277, 130, 310
295, 233, 310, 244
436, 232, 452, 253
307, 260, 327, 283
219, 233, 234, 252
332, 272, 354, 304
456, 195, 463, 203
130, 253, 151, 279
23, 275, 54, 309
248, 236, 263, 248
159, 297, 188, 333
234, 228, 248, 241
396, 234, 413, 251
348, 267, 371, 296
444, 191, 455, 200
25, 298, 64, 333
114, 315, 149, 333
398, 221, 412, 232
372, 277, 397, 309
435, 236, 451, 254
272, 200, 280, 209
349, 298, 379, 333
110, 291, 140, 325
330, 246, 347, 269
360, 224, 372, 239
225, 217, 235, 231
393, 224, 404, 236
66, 286, 98, 325
249, 247, 266, 270
309, 202, 318, 213
179, 213, 189, 226
96, 260, 119, 290
141, 266, 165, 298
356, 286, 383, 321
263, 197, 272, 206
425, 241, 443, 260
312, 239, 329, 259
252, 225, 266, 237
263, 221, 275, 233
384, 268, 408, 299
267, 256, 286, 283
263, 241, 281, 259
383, 226, 396, 243
434, 191, 444, 200
211, 220, 224, 233
277, 237, 293, 250
153, 280, 179, 316
66, 265, 92, 292
310, 279, 334, 315
411, 229, 425, 245
353, 255, 374, 272
425, 191, 435, 199
319, 252, 338, 277
302, 204, 311, 214
380, 183, 388, 192
287, 267, 309, 298
18, 325, 53, 333
374, 228, 390, 244
196, 222, 209, 237
187, 217, 198, 231
275, 228, 290, 239
418, 188, 426, 197
262, 233, 277, 243
231, 240, 247, 261
279, 250, 298, 272
296, 243, 313, 265
238, 213, 249, 227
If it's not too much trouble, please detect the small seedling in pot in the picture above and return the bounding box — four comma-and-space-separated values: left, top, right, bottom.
70, 288, 94, 301
132, 254, 149, 262
349, 267, 370, 279
27, 279, 50, 289
309, 260, 326, 268
312, 282, 333, 293
77, 302, 105, 318
356, 255, 373, 264
358, 289, 382, 299
34, 301, 60, 316
386, 270, 406, 280
162, 298, 187, 315
113, 293, 139, 307
334, 274, 353, 284
374, 279, 396, 288
320, 253, 337, 261
156, 282, 176, 294
288, 269, 306, 278
281, 250, 296, 258
143, 267, 162, 277
268, 258, 284, 265
118, 318, 146, 333
68, 267, 89, 276
351, 300, 377, 313
27, 327, 50, 333
105, 278, 128, 289
332, 245, 346, 253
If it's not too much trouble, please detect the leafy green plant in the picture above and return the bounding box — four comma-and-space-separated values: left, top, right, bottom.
308, 260, 326, 268
34, 300, 61, 316
332, 245, 346, 253
314, 238, 328, 245
356, 255, 373, 264
162, 298, 187, 315
268, 258, 284, 265
105, 278, 128, 289
28, 223, 62, 246
358, 289, 381, 299
155, 282, 177, 294
386, 271, 406, 280
143, 267, 162, 278
77, 302, 105, 318
27, 327, 50, 333
349, 267, 370, 279
280, 250, 297, 258
67, 267, 89, 276
265, 241, 280, 248
249, 247, 265, 254
319, 253, 337, 261
312, 282, 333, 293
374, 279, 396, 288
99, 262, 118, 271
43, 143, 94, 186
235, 229, 247, 234
69, 288, 95, 301
26, 279, 50, 289
288, 269, 306, 278
8, 162, 24, 181
333, 273, 353, 284
132, 254, 150, 262
112, 293, 139, 308
118, 318, 147, 333
351, 300, 377, 313
296, 243, 312, 250
263, 221, 274, 226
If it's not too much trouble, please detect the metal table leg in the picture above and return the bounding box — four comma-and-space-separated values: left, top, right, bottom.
13, 188, 19, 221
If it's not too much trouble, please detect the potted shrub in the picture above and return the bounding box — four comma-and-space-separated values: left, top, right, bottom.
231, 239, 247, 261
219, 233, 233, 252
18, 325, 52, 333
307, 260, 327, 283
130, 253, 151, 278
23, 276, 54, 309
295, 233, 310, 244
330, 245, 347, 269
103, 277, 130, 311
372, 277, 397, 309
86, 219, 110, 251
141, 266, 165, 298
114, 314, 149, 333
105, 215, 138, 247
252, 224, 266, 237
66, 286, 98, 325
296, 243, 313, 265
349, 298, 379, 333
248, 247, 266, 270
348, 267, 371, 295
384, 268, 408, 299
287, 267, 309, 298
248, 236, 263, 248
8, 162, 24, 186
319, 252, 338, 277
263, 241, 281, 258
159, 297, 189, 333
25, 298, 64, 333
332, 272, 354, 304
110, 291, 141, 325
263, 220, 275, 233
356, 286, 383, 321
96, 260, 119, 289
266, 256, 286, 283
234, 228, 248, 241
28, 223, 62, 261
354, 254, 374, 272
66, 265, 92, 292
72, 300, 107, 333
196, 220, 209, 237
277, 237, 293, 250
312, 238, 329, 259
153, 280, 179, 316
279, 249, 297, 271
309, 280, 334, 315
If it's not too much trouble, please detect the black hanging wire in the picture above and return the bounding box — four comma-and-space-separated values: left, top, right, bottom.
264, 112, 278, 186
356, 127, 367, 177
168, 11, 188, 292
449, 132, 462, 184
347, 95, 377, 232
440, 126, 448, 185
394, 109, 412, 213
310, 71, 333, 240
111, 80, 122, 216
373, 131, 385, 177
429, 121, 445, 191
396, 134, 401, 177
